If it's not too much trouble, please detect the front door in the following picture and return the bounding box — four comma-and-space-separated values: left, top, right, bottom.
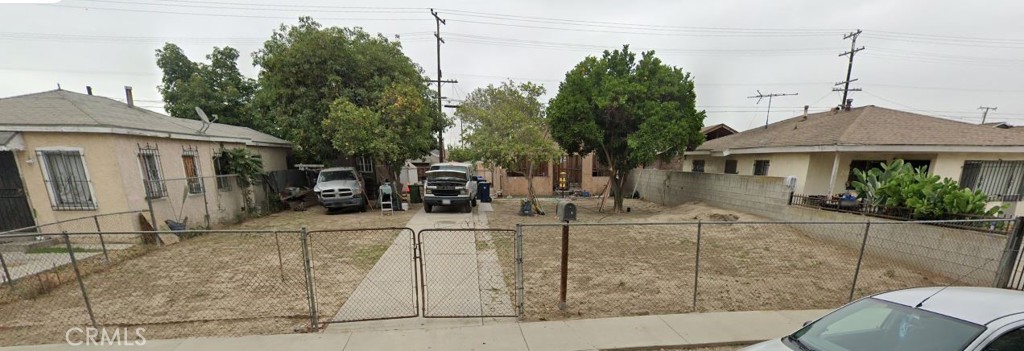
0, 151, 35, 232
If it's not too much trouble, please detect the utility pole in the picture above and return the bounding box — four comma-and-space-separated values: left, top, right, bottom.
747, 90, 798, 129
833, 29, 864, 110
431, 8, 448, 162
979, 106, 998, 124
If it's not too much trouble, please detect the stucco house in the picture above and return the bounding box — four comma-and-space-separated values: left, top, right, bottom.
0, 88, 291, 233
683, 105, 1024, 216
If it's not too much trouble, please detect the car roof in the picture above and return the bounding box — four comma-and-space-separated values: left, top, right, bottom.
321, 167, 357, 172
873, 287, 1024, 325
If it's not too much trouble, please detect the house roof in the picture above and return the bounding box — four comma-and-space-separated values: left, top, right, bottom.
695, 105, 1024, 153
700, 123, 738, 135
0, 89, 291, 148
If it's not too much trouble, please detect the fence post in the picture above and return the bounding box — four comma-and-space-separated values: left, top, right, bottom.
995, 217, 1024, 288
558, 221, 570, 311
849, 221, 871, 302
92, 215, 109, 263
63, 231, 98, 330
515, 224, 524, 320
274, 231, 285, 283
0, 250, 12, 288
693, 221, 702, 311
300, 227, 318, 330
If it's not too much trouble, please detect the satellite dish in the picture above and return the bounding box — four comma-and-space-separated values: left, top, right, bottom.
195, 107, 211, 124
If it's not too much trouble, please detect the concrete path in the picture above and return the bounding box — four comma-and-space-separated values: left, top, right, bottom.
329, 202, 515, 327
0, 310, 830, 350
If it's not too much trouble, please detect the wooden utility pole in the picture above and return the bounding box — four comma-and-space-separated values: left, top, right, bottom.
833, 29, 864, 110
432, 9, 448, 162
979, 106, 998, 124
747, 90, 798, 129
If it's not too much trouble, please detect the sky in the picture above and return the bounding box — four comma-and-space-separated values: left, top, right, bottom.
2, 0, 1024, 146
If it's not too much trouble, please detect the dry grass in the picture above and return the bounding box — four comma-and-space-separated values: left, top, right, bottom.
486, 197, 948, 322
0, 205, 416, 346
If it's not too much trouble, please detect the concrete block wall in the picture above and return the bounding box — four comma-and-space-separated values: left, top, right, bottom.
631, 169, 1011, 285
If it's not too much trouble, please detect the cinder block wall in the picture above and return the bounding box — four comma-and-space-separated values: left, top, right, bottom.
631, 169, 1010, 285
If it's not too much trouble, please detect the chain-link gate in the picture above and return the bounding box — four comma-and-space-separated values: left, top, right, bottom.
417, 229, 518, 318
306, 228, 418, 325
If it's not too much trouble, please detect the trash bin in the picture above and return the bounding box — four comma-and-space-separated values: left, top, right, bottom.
477, 182, 492, 203
409, 184, 422, 203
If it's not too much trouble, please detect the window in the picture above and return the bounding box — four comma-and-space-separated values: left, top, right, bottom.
181, 147, 203, 194
724, 160, 738, 174
985, 328, 1024, 351
38, 150, 96, 210
356, 156, 374, 174
507, 160, 548, 177
960, 160, 1024, 201
753, 160, 770, 176
691, 160, 705, 173
138, 144, 166, 199
592, 157, 612, 177
213, 155, 231, 190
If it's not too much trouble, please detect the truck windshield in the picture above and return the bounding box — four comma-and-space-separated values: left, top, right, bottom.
318, 171, 357, 182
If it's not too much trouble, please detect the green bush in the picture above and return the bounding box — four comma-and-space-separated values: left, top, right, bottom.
851, 159, 1004, 219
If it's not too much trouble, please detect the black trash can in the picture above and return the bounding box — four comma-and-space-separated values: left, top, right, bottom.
478, 182, 492, 203
409, 184, 422, 204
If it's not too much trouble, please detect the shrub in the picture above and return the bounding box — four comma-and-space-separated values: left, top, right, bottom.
851, 159, 1004, 219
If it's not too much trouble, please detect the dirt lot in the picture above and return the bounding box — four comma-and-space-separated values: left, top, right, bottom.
0, 205, 417, 346
486, 197, 948, 322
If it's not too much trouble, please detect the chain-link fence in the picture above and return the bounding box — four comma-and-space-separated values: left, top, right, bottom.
419, 229, 517, 318
516, 218, 1023, 321
147, 175, 280, 231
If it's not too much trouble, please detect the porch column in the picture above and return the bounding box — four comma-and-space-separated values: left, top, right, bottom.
827, 152, 840, 196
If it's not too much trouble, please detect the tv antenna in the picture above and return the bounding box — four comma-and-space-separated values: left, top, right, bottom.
747, 90, 798, 129
195, 107, 218, 134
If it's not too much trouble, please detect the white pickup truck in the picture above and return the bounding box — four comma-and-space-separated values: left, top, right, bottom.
423, 162, 477, 213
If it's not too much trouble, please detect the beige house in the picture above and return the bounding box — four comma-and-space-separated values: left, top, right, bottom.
0, 89, 291, 233
684, 105, 1024, 216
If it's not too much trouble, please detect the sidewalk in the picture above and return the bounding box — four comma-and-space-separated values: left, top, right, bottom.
0, 310, 829, 350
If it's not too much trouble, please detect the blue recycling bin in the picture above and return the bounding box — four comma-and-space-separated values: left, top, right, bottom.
478, 182, 492, 203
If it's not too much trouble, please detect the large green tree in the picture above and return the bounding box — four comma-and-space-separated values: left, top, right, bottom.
548, 46, 705, 212
323, 83, 437, 192
456, 81, 562, 203
252, 17, 446, 163
155, 43, 258, 128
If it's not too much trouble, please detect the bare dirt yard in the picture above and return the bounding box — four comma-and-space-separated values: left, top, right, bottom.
0, 205, 417, 346
486, 197, 948, 322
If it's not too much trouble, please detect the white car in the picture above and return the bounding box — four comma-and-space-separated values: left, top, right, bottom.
743, 287, 1024, 351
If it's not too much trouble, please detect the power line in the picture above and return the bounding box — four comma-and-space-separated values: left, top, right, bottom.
52, 2, 431, 21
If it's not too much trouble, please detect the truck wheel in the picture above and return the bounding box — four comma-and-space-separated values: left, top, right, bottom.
471, 199, 477, 207
360, 204, 368, 212
464, 203, 472, 213
425, 204, 433, 213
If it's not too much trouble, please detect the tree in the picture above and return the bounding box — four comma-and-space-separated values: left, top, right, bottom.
155, 43, 258, 129
323, 83, 437, 194
252, 17, 447, 163
456, 81, 562, 204
548, 46, 705, 212
446, 145, 476, 162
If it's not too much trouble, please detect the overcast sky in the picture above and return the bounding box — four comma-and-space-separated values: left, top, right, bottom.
2, 0, 1024, 145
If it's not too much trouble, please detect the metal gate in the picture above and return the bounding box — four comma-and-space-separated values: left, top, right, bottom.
0, 151, 35, 232
306, 228, 418, 325
418, 229, 518, 318
1003, 219, 1024, 291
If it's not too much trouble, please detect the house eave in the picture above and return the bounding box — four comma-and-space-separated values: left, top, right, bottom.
694, 144, 1024, 155
0, 125, 291, 148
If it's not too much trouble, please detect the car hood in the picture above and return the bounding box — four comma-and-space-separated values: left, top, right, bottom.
314, 180, 360, 191
740, 338, 788, 351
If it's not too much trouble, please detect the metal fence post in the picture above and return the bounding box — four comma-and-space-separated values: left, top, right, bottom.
92, 215, 109, 263
274, 231, 285, 283
200, 176, 211, 228
849, 221, 871, 302
63, 231, 98, 330
693, 221, 702, 311
300, 227, 318, 330
515, 224, 524, 320
0, 250, 13, 288
995, 217, 1024, 288
558, 221, 570, 311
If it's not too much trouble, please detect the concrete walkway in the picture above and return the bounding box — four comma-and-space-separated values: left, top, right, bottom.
329, 202, 515, 328
1, 310, 830, 350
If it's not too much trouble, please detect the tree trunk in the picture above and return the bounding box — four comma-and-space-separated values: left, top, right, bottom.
611, 169, 627, 213
387, 163, 403, 211
526, 159, 536, 204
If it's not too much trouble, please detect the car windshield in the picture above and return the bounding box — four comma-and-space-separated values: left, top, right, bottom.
788, 298, 984, 351
318, 170, 357, 182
